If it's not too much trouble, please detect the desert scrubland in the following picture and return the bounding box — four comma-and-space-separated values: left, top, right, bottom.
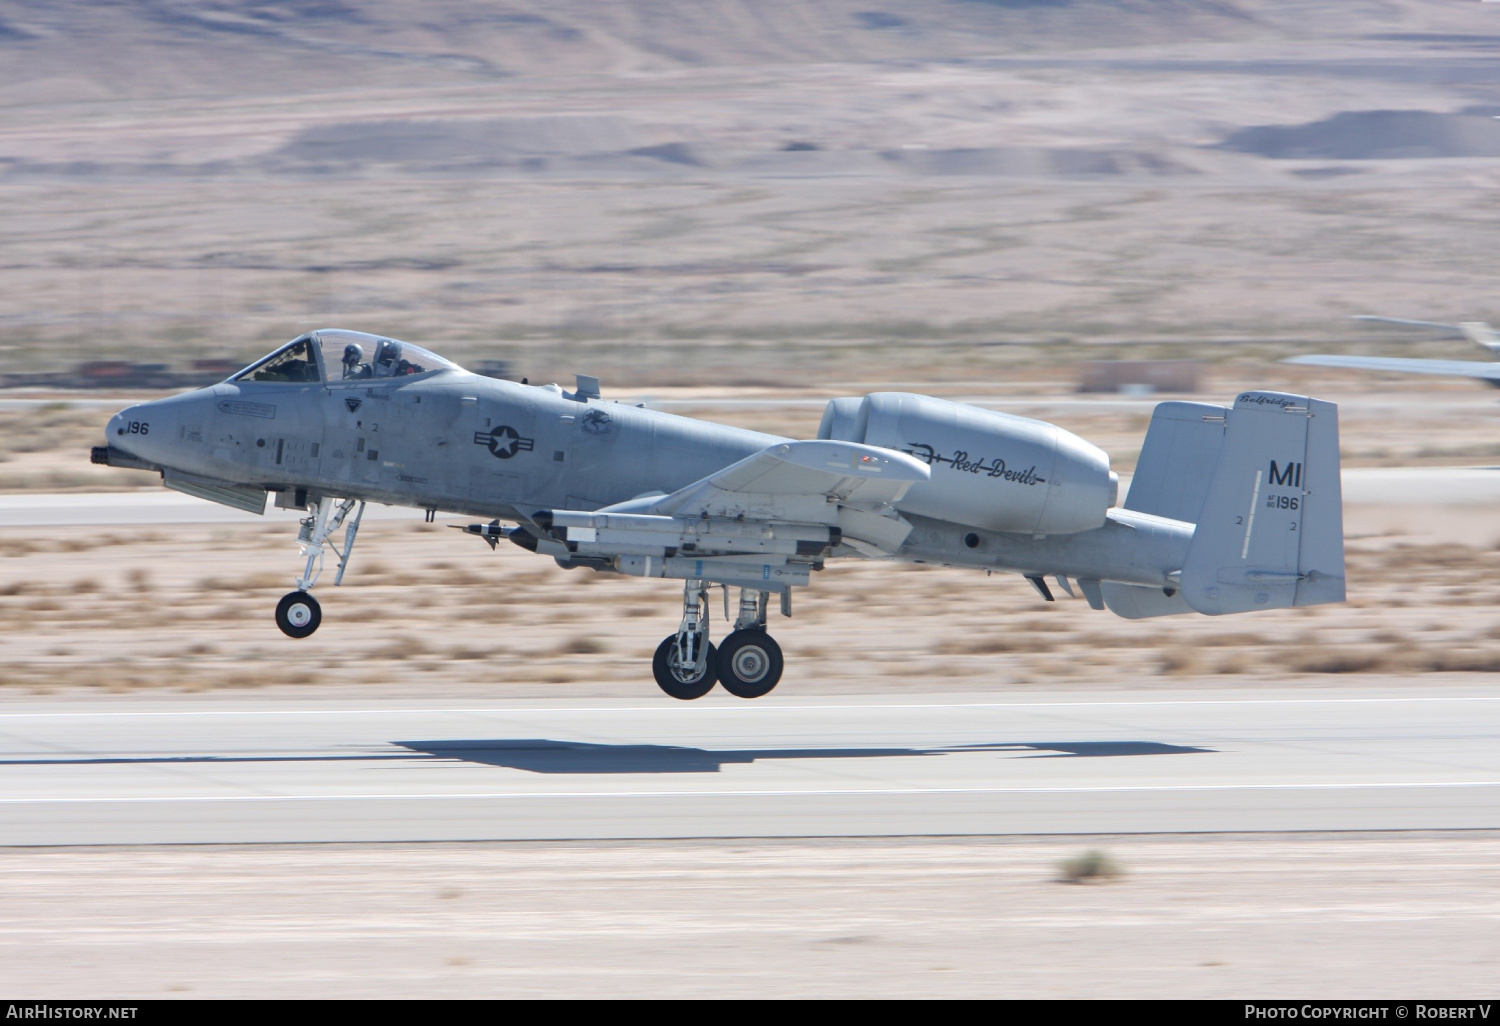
4, 0, 1500, 999
4, 836, 1498, 999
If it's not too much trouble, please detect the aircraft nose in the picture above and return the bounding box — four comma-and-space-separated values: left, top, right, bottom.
106, 401, 166, 460
107, 405, 144, 447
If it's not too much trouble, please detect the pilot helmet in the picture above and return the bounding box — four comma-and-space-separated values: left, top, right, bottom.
373, 339, 401, 372
341, 343, 362, 367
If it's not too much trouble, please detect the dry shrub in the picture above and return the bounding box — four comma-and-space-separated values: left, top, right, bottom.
1059, 849, 1122, 884
945, 634, 1046, 655
1290, 645, 1393, 674
126, 568, 152, 592
1375, 544, 1485, 573
220, 672, 265, 689
1201, 632, 1268, 648
1413, 648, 1500, 673
1075, 630, 1160, 649
563, 635, 605, 655
374, 636, 429, 661
70, 579, 99, 594
198, 571, 285, 593
623, 606, 657, 618
1159, 646, 1199, 675
448, 646, 492, 661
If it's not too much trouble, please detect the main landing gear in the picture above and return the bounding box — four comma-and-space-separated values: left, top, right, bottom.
274, 496, 365, 639
652, 579, 784, 701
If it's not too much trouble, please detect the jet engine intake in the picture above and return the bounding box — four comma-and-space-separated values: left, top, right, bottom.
818, 392, 1116, 535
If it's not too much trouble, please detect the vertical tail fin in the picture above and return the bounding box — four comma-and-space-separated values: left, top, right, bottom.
1124, 400, 1228, 524
1180, 391, 1344, 615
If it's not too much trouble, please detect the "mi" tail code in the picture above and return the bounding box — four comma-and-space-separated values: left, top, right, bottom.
1268, 460, 1303, 488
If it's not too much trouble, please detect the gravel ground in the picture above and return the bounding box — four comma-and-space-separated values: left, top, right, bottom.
2, 834, 1496, 998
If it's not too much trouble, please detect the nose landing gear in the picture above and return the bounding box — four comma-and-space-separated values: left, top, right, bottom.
273, 496, 365, 639
650, 581, 785, 700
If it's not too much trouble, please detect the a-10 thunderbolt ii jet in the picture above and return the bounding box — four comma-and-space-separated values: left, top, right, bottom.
1285, 316, 1500, 384
93, 329, 1346, 699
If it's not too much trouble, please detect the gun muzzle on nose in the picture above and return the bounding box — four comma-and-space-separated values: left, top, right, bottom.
93, 405, 161, 471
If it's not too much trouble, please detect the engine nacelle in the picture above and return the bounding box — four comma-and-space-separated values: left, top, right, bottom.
818, 392, 1116, 535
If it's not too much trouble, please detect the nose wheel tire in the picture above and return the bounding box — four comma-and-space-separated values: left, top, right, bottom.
652, 635, 717, 700
275, 590, 322, 639
717, 629, 784, 699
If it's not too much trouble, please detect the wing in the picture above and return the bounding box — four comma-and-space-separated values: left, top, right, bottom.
652, 439, 923, 512
1283, 354, 1500, 382
523, 439, 931, 563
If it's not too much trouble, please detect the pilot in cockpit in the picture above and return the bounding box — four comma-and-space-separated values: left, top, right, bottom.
341, 343, 371, 380
373, 339, 400, 378
372, 339, 422, 377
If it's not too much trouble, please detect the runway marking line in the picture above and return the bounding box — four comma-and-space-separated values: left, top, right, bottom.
2, 696, 1500, 719
2, 780, 1499, 804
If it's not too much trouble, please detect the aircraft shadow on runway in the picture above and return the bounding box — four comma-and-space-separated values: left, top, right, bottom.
0, 740, 1212, 774
391, 739, 1215, 774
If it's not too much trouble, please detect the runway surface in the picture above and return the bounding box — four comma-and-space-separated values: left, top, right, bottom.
3, 689, 1498, 845
8, 464, 1499, 526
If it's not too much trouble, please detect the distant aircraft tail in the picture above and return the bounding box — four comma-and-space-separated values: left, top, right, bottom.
1177, 391, 1345, 615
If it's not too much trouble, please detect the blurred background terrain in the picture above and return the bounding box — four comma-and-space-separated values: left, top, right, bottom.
3, 0, 1500, 385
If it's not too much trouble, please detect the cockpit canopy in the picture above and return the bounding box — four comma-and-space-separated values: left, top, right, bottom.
233, 330, 460, 385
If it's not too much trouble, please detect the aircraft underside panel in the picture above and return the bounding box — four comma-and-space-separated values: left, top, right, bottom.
616, 554, 811, 592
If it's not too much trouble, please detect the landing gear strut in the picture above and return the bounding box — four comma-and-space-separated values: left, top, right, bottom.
274, 496, 365, 639
651, 582, 784, 700
652, 578, 716, 700
718, 588, 783, 699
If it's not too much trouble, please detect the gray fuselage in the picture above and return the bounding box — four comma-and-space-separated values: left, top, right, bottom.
108, 367, 1190, 589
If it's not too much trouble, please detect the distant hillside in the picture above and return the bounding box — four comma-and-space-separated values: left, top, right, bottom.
0, 0, 1393, 103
